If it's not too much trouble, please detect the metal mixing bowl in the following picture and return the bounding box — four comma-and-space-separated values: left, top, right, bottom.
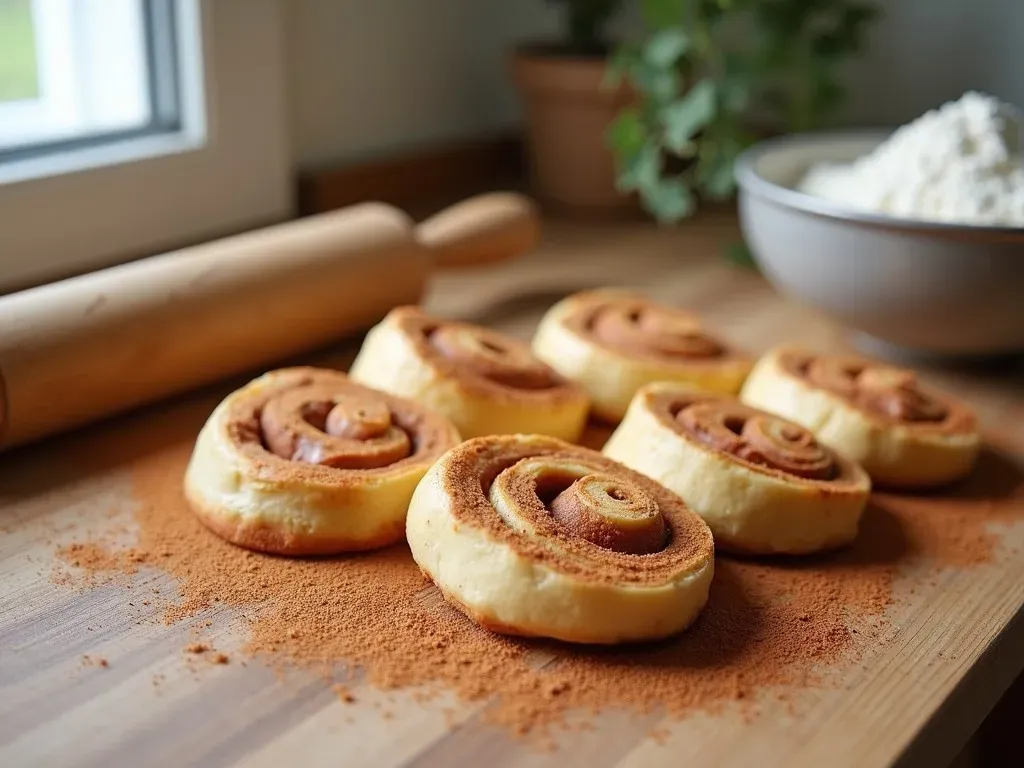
735, 132, 1024, 360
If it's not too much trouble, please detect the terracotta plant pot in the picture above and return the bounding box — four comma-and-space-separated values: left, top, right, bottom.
510, 47, 635, 217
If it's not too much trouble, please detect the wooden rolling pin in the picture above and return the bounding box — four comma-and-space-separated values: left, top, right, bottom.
0, 192, 539, 451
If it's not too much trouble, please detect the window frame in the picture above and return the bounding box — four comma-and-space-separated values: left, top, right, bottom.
0, 0, 293, 292
0, 0, 182, 163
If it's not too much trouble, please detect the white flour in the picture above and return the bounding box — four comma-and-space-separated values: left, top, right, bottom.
798, 91, 1024, 226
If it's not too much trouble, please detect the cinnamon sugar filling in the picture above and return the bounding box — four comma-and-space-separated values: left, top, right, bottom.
428, 324, 555, 390
223, 368, 452, 479
441, 437, 712, 585
781, 351, 976, 432
562, 295, 739, 363
390, 307, 584, 403
649, 391, 861, 486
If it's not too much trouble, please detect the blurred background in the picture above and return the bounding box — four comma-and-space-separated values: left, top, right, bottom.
1, 0, 1021, 292
286, 0, 1024, 170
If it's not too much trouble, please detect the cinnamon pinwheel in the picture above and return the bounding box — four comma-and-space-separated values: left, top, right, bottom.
184, 368, 460, 555
532, 290, 751, 422
740, 347, 980, 488
604, 383, 871, 554
406, 434, 714, 644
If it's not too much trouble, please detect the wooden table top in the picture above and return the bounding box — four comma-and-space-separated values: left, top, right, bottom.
2, 213, 1023, 768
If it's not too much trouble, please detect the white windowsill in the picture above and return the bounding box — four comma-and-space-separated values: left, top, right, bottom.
0, 130, 204, 186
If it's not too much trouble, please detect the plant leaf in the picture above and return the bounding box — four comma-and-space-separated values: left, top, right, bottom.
640, 177, 696, 224
660, 78, 717, 153
640, 0, 687, 28
606, 108, 647, 156
702, 153, 738, 198
720, 52, 753, 112
722, 77, 751, 113
632, 59, 681, 102
605, 43, 641, 88
616, 142, 662, 192
642, 27, 690, 68
697, 129, 746, 199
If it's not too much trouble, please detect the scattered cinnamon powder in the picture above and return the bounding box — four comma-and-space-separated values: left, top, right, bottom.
58, 542, 138, 581
211, 653, 230, 665
54, 430, 1023, 738
184, 643, 208, 654
334, 685, 356, 704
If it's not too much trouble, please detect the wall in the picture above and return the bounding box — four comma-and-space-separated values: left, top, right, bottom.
844, 0, 1024, 126
286, 0, 560, 170
286, 0, 1024, 170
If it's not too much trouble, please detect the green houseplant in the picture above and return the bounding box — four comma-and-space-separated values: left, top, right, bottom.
608, 0, 879, 223
509, 0, 637, 215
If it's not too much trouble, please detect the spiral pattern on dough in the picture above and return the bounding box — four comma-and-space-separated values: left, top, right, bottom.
739, 346, 980, 488
184, 367, 460, 555
226, 371, 453, 472
531, 290, 752, 423
426, 323, 557, 390
799, 355, 950, 423
258, 384, 412, 469
603, 383, 871, 555
645, 391, 862, 486
406, 435, 714, 643
584, 298, 724, 359
350, 307, 589, 441
673, 400, 837, 481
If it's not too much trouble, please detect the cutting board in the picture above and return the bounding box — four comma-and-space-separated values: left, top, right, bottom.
2, 212, 1023, 768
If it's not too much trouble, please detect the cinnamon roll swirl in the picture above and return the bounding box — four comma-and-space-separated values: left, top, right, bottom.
406, 434, 714, 643
350, 307, 589, 441
531, 290, 752, 422
740, 347, 981, 488
603, 383, 871, 554
184, 368, 460, 555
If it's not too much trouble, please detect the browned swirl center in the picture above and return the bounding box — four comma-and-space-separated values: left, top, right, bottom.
259, 384, 411, 468
547, 473, 666, 555
491, 458, 668, 555
428, 324, 555, 389
676, 401, 836, 480
587, 301, 724, 359
804, 357, 948, 422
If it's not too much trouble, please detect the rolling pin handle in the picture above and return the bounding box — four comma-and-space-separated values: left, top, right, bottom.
415, 192, 540, 269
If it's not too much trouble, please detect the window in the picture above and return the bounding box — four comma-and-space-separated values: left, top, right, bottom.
0, 0, 198, 183
0, 0, 182, 162
0, 0, 291, 292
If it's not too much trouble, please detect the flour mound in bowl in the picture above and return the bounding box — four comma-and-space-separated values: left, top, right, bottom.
799, 91, 1024, 226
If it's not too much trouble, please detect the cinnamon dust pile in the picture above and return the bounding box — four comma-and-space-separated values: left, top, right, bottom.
54, 427, 1023, 736
61, 542, 134, 574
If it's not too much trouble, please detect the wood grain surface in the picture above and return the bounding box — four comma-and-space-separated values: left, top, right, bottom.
2, 212, 1023, 768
